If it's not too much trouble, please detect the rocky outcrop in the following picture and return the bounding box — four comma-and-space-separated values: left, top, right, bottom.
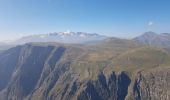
77, 72, 131, 100
127, 68, 170, 100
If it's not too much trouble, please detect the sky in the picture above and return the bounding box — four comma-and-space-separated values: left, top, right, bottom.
0, 0, 170, 41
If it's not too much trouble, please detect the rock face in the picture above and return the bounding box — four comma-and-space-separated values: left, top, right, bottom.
129, 69, 170, 100
0, 42, 169, 100
0, 46, 21, 91
78, 72, 131, 100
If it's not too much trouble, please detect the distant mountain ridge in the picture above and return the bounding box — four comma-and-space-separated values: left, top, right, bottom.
134, 31, 170, 48
14, 31, 107, 44
2, 31, 170, 49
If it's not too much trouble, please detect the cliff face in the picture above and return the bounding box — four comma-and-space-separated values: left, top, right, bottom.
77, 69, 170, 100
77, 72, 131, 100
128, 69, 170, 100
0, 42, 169, 100
0, 46, 21, 91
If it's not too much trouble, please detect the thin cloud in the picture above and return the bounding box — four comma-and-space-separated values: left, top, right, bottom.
148, 21, 154, 26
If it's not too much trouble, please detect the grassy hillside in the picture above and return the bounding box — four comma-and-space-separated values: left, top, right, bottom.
27, 39, 170, 79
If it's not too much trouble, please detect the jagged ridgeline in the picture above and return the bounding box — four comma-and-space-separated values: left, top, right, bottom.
0, 38, 170, 100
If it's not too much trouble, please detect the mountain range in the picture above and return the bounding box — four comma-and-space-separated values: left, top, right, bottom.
2, 31, 170, 47
13, 31, 107, 44
0, 32, 170, 100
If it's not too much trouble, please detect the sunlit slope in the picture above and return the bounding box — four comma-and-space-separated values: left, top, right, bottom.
114, 46, 170, 67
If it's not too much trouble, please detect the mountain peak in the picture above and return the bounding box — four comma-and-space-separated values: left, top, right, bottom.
142, 31, 157, 36
134, 32, 170, 48
61, 30, 73, 35
134, 31, 158, 41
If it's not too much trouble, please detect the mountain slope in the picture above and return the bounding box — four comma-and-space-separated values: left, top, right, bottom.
0, 39, 170, 100
134, 31, 170, 48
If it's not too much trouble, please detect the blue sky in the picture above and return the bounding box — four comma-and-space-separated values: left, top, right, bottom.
0, 0, 170, 41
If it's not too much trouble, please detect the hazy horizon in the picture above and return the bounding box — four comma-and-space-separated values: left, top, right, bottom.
0, 0, 170, 41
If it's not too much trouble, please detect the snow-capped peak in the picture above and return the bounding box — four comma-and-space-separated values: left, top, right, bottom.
64, 30, 71, 34
58, 30, 73, 35
14, 31, 107, 44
